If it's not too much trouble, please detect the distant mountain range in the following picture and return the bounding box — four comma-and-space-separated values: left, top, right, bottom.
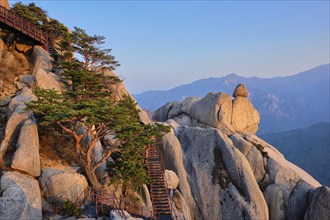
134, 64, 330, 133
260, 122, 330, 186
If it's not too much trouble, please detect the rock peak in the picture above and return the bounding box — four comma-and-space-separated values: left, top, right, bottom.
233, 83, 249, 98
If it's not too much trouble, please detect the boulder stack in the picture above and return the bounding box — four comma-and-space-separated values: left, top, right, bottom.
153, 84, 260, 134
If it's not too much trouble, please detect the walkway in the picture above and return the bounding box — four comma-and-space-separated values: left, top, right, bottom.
0, 5, 48, 50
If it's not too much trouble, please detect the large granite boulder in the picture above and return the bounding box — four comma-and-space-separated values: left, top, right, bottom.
100, 68, 151, 124
139, 184, 153, 210
172, 190, 190, 220
161, 124, 196, 220
153, 85, 261, 134
11, 118, 40, 177
304, 186, 330, 220
184, 92, 233, 129
8, 87, 37, 112
168, 126, 268, 220
30, 46, 53, 76
17, 75, 37, 88
0, 88, 35, 166
35, 70, 62, 92
287, 180, 314, 220
233, 84, 249, 98
264, 184, 285, 220
0, 172, 42, 220
165, 169, 179, 189
0, 109, 32, 165
231, 96, 260, 134
152, 101, 182, 122
39, 168, 88, 204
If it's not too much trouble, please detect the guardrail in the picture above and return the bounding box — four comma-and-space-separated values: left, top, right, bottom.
0, 5, 48, 49
75, 186, 154, 219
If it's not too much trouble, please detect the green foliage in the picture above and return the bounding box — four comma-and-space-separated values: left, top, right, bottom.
64, 200, 81, 217
12, 2, 48, 26
12, 2, 69, 39
26, 23, 168, 193
108, 96, 170, 192
71, 27, 119, 70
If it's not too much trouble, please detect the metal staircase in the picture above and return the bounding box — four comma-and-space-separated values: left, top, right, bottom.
146, 145, 173, 220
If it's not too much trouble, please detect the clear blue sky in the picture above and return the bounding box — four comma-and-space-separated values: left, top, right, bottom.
9, 0, 330, 93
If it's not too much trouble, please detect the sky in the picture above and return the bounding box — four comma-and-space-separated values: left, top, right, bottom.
8, 0, 330, 94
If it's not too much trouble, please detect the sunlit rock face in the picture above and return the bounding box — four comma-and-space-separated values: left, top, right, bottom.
154, 85, 326, 220
0, 0, 10, 10
153, 84, 260, 134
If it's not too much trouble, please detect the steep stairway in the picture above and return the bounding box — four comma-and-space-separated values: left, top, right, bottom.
146, 145, 173, 220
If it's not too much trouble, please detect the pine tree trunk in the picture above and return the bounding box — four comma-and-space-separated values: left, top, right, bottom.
84, 164, 102, 191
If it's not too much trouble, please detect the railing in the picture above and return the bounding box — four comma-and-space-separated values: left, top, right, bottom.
146, 144, 176, 220
75, 186, 154, 219
158, 145, 178, 220
0, 4, 48, 49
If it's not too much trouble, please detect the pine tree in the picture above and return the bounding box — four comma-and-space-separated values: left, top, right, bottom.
71, 27, 119, 70
26, 30, 168, 191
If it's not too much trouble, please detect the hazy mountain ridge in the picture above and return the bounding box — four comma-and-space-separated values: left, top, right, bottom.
134, 64, 330, 133
260, 122, 330, 186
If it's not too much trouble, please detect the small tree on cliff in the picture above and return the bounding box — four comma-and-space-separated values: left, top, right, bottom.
27, 60, 167, 190
71, 27, 119, 70
27, 30, 168, 191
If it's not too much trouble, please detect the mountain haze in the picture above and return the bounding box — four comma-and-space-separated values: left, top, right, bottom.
134, 64, 330, 133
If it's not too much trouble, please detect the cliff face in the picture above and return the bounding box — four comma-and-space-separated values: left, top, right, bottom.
153, 86, 329, 220
0, 40, 152, 219
1, 33, 329, 220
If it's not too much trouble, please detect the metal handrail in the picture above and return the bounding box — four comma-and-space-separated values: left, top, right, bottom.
0, 5, 49, 50
74, 185, 153, 219
146, 144, 176, 220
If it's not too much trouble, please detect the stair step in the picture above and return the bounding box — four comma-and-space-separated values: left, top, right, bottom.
154, 206, 171, 210
153, 201, 170, 205
151, 189, 167, 192
151, 196, 169, 200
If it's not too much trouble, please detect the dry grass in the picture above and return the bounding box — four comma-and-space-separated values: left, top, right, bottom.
0, 44, 30, 96
38, 125, 78, 168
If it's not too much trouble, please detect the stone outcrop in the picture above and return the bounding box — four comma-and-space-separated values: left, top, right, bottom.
161, 125, 196, 220
35, 70, 63, 91
304, 186, 330, 220
139, 184, 153, 210
161, 124, 268, 220
264, 184, 285, 220
231, 96, 260, 133
153, 86, 322, 220
184, 92, 233, 129
110, 210, 143, 220
165, 169, 179, 189
18, 75, 37, 88
15, 44, 33, 54
1, 33, 326, 220
0, 172, 42, 220
233, 83, 248, 97
97, 67, 151, 125
11, 118, 40, 177
0, 87, 36, 166
30, 46, 53, 76
152, 84, 260, 134
39, 167, 88, 204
